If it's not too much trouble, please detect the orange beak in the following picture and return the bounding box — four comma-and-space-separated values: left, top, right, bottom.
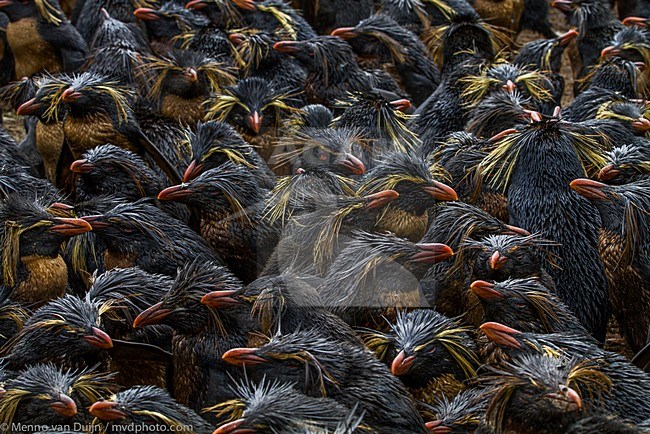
569, 178, 608, 200
331, 27, 357, 39
89, 401, 126, 421
470, 280, 503, 299
391, 350, 416, 376
50, 217, 93, 236
50, 394, 77, 417
246, 111, 262, 134
480, 322, 522, 348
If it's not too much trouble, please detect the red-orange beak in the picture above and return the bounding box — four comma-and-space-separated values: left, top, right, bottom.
233, 0, 256, 11
182, 160, 205, 182
247, 111, 262, 134
50, 217, 93, 236
89, 401, 127, 421
410, 243, 454, 263
423, 181, 458, 201
229, 33, 246, 45
83, 327, 113, 349
551, 0, 574, 11
185, 67, 198, 83
623, 16, 648, 27
70, 159, 95, 174
504, 224, 530, 236
480, 322, 522, 348
597, 164, 621, 181
61, 88, 82, 103
390, 98, 412, 112
331, 27, 357, 39
569, 178, 608, 200
470, 280, 503, 299
50, 394, 77, 417
16, 98, 42, 116
157, 185, 194, 201
631, 116, 650, 132
557, 29, 579, 46
222, 348, 267, 366
273, 41, 299, 53
338, 153, 366, 175
133, 7, 159, 20
81, 215, 110, 230
425, 420, 453, 434
489, 251, 508, 270
0, 1, 12, 8
133, 302, 173, 328
391, 350, 416, 376
185, 0, 207, 9
601, 46, 621, 59
501, 79, 516, 94
213, 419, 256, 434
364, 190, 399, 209
201, 290, 241, 308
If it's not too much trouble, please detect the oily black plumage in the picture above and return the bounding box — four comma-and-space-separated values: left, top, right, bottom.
480, 117, 609, 342
0, 127, 38, 176
570, 177, 650, 353
363, 309, 479, 402
202, 270, 359, 344
273, 125, 367, 177
208, 377, 359, 434
88, 8, 149, 52
2, 294, 113, 371
465, 91, 533, 139
157, 163, 279, 283
229, 30, 307, 90
460, 62, 555, 113
482, 353, 611, 434
598, 143, 650, 184
0, 285, 27, 347
273, 36, 401, 107
182, 120, 275, 189
565, 58, 640, 122
139, 48, 235, 125
0, 167, 58, 202
88, 386, 214, 433
74, 0, 142, 43
480, 326, 650, 423
0, 0, 87, 79
134, 1, 210, 43
234, 0, 317, 42
0, 363, 115, 428
0, 194, 91, 306
319, 231, 452, 328
331, 91, 420, 167
332, 14, 440, 105
378, 0, 476, 35
83, 200, 221, 276
132, 258, 249, 417
423, 388, 487, 433
514, 30, 578, 113
205, 76, 301, 163
358, 151, 458, 241
470, 277, 588, 335
463, 234, 556, 289
265, 189, 398, 277
222, 329, 428, 434
296, 0, 373, 34
600, 25, 650, 66
553, 0, 625, 77
416, 52, 486, 154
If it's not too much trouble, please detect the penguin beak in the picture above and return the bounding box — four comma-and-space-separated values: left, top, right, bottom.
16, 98, 42, 116
233, 0, 256, 11
480, 322, 523, 348
182, 160, 205, 182
70, 159, 95, 174
423, 181, 458, 201
222, 348, 268, 366
551, 0, 574, 12
214, 419, 257, 434
569, 178, 608, 200
273, 41, 300, 54
597, 164, 621, 181
89, 401, 127, 421
489, 251, 508, 270
410, 243, 454, 263
364, 190, 399, 209
425, 420, 453, 434
83, 327, 113, 349
470, 280, 503, 299
623, 16, 648, 27
489, 128, 518, 143
391, 350, 416, 376
247, 111, 263, 134
389, 98, 412, 112
338, 153, 366, 175
158, 184, 195, 201
557, 29, 579, 46
501, 80, 516, 94
62, 88, 83, 103
631, 117, 650, 132
600, 46, 621, 59
133, 302, 173, 328
50, 394, 77, 417
185, 68, 199, 83
50, 218, 93, 236
201, 290, 241, 308
331, 27, 357, 39
133, 7, 159, 20
185, 0, 207, 10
